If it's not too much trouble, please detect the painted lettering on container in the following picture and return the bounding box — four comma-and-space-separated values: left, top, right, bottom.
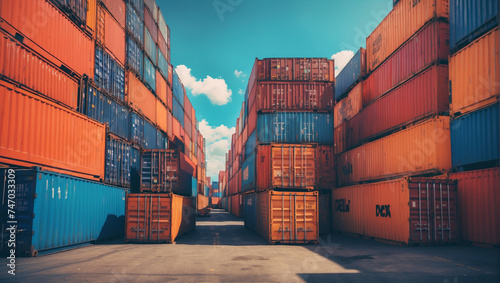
335, 199, 350, 212
376, 205, 391, 217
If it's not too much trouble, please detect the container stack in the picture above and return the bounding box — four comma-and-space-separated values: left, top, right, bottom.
210, 181, 222, 208
447, 0, 499, 247
0, 0, 203, 252
332, 0, 460, 245
221, 58, 336, 244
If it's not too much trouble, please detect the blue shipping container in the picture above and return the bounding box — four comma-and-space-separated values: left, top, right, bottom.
130, 147, 141, 192
126, 2, 144, 45
128, 0, 144, 16
144, 28, 157, 65
451, 103, 499, 168
156, 129, 168, 149
244, 194, 258, 232
241, 151, 256, 192
105, 135, 131, 187
204, 185, 209, 197
143, 55, 156, 91
51, 0, 87, 25
257, 112, 334, 144
94, 47, 125, 102
126, 36, 143, 78
86, 86, 130, 139
0, 168, 126, 256
130, 112, 145, 145
143, 119, 157, 149
212, 182, 219, 189
245, 130, 256, 159
335, 48, 365, 101
172, 71, 185, 107
158, 51, 168, 81
192, 177, 198, 197
173, 96, 185, 127
450, 0, 499, 52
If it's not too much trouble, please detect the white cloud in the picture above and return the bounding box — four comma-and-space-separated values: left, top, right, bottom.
175, 65, 232, 105
234, 70, 245, 78
199, 119, 235, 179
331, 50, 355, 77
238, 89, 244, 95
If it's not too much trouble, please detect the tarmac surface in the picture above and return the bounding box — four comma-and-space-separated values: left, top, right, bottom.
1, 209, 499, 282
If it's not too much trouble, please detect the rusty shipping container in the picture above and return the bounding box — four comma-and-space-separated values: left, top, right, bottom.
366, 0, 449, 73
0, 0, 94, 77
337, 65, 449, 154
244, 191, 319, 244
0, 31, 78, 110
0, 81, 106, 180
126, 71, 157, 125
250, 58, 334, 83
334, 82, 363, 128
125, 193, 195, 243
450, 168, 500, 246
363, 20, 450, 106
337, 116, 452, 187
332, 177, 458, 245
255, 82, 334, 111
449, 28, 499, 117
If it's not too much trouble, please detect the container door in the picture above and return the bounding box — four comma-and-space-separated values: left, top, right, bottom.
270, 192, 294, 243
294, 193, 319, 243
126, 195, 149, 242
293, 146, 316, 188
148, 195, 172, 242
431, 182, 458, 242
271, 145, 292, 188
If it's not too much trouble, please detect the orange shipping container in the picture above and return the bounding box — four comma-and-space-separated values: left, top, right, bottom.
450, 168, 500, 246
125, 193, 196, 243
244, 191, 319, 244
332, 177, 458, 245
230, 194, 242, 217
86, 0, 97, 32
100, 7, 126, 66
366, 0, 449, 73
337, 116, 452, 187
156, 99, 168, 134
100, 0, 126, 28
156, 70, 168, 106
197, 194, 209, 211
167, 111, 173, 139
0, 81, 105, 180
0, 0, 94, 77
449, 28, 500, 116
126, 72, 157, 125
317, 145, 335, 190
334, 82, 363, 128
0, 31, 79, 109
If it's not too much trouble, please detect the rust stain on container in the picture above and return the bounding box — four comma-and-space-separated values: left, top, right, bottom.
0, 80, 105, 180
449, 28, 500, 116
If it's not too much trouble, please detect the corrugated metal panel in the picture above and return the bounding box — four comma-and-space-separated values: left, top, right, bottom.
366, 0, 449, 73
101, 0, 125, 28
105, 135, 131, 187
318, 193, 331, 235
449, 28, 499, 116
144, 5, 158, 45
126, 71, 156, 125
245, 130, 256, 159
156, 99, 168, 134
0, 168, 126, 256
254, 58, 334, 82
86, 0, 96, 32
334, 82, 362, 128
449, 0, 499, 52
156, 70, 168, 107
144, 0, 158, 22
317, 145, 335, 189
450, 168, 500, 246
130, 147, 140, 191
173, 96, 185, 127
130, 112, 144, 145
0, 0, 94, 77
172, 71, 185, 107
157, 29, 168, 63
143, 55, 156, 91
126, 2, 143, 45
140, 150, 180, 194
103, 9, 126, 66
51, 0, 87, 25
333, 177, 458, 245
0, 81, 106, 180
337, 116, 452, 187
335, 48, 366, 101
126, 36, 143, 78
95, 46, 125, 102
0, 31, 78, 109
143, 119, 157, 149
450, 103, 499, 168
158, 9, 169, 48
256, 82, 334, 111
158, 51, 169, 81
363, 21, 449, 106
257, 112, 333, 144
144, 28, 157, 65
241, 151, 256, 192
128, 0, 144, 19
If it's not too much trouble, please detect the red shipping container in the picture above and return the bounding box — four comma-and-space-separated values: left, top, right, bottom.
450, 168, 500, 246
0, 31, 78, 110
230, 194, 242, 217
345, 65, 449, 152
180, 152, 196, 177
101, 0, 125, 28
157, 30, 168, 63
0, 0, 94, 77
334, 121, 348, 155
247, 102, 257, 136
184, 114, 192, 139
363, 21, 449, 106
251, 58, 334, 82
184, 96, 193, 122
317, 145, 335, 189
0, 81, 105, 180
334, 82, 363, 128
257, 82, 333, 111
126, 71, 157, 125
172, 116, 181, 140
144, 7, 158, 45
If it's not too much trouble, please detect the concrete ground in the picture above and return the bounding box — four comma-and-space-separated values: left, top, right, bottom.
1, 209, 499, 283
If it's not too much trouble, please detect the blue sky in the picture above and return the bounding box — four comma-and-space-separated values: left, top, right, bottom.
156, 0, 392, 179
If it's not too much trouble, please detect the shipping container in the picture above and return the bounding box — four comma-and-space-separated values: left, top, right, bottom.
335, 48, 366, 101
317, 145, 335, 189
245, 130, 257, 159
144, 0, 158, 22
126, 71, 156, 125
144, 6, 158, 45
449, 28, 499, 116
450, 103, 499, 168
125, 2, 143, 45
244, 191, 319, 244
339, 65, 449, 153
363, 21, 449, 106
241, 151, 256, 192
156, 70, 169, 107
332, 177, 458, 245
230, 194, 242, 217
126, 36, 143, 78
366, 0, 449, 73
158, 10, 169, 49
251, 58, 334, 82
0, 168, 126, 256
143, 55, 156, 91
143, 119, 157, 149
158, 50, 169, 82
98, 7, 126, 66
0, 0, 94, 77
130, 146, 141, 191
127, 0, 144, 20
180, 152, 196, 178
144, 28, 157, 65
101, 0, 125, 28
318, 192, 331, 235
172, 71, 185, 107
211, 197, 221, 208
157, 29, 168, 64
449, 0, 499, 53
0, 31, 78, 109
95, 46, 125, 102
105, 135, 131, 187
156, 99, 168, 134
130, 111, 145, 145
0, 81, 106, 180
50, 0, 87, 26
450, 168, 500, 246
197, 194, 209, 211
256, 112, 333, 144
337, 116, 452, 187
255, 82, 334, 111
173, 96, 185, 127
125, 193, 195, 243
140, 150, 182, 194
334, 82, 362, 128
